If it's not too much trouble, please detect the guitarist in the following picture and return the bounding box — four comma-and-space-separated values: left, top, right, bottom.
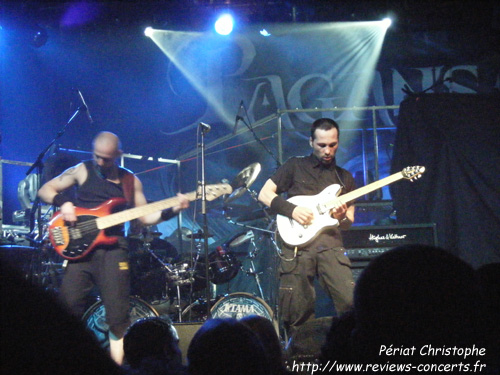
258, 118, 356, 337
38, 131, 189, 365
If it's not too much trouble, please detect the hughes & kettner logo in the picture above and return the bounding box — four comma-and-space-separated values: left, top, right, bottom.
369, 233, 408, 243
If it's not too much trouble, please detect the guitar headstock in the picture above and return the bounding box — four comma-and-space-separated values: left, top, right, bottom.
204, 183, 233, 201
402, 166, 425, 181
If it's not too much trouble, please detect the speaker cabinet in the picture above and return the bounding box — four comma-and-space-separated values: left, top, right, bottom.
173, 322, 203, 365
343, 223, 437, 281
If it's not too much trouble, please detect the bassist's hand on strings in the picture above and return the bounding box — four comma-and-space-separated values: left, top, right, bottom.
59, 201, 77, 224
292, 206, 314, 226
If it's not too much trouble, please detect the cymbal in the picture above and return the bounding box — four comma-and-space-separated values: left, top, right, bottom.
224, 163, 261, 204
226, 230, 254, 248
168, 227, 194, 242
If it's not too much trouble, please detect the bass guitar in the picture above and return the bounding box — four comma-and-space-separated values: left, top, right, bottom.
48, 183, 232, 260
276, 166, 425, 247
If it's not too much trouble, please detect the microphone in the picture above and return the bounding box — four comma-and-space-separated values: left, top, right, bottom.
199, 122, 211, 132
232, 100, 244, 135
75, 89, 94, 124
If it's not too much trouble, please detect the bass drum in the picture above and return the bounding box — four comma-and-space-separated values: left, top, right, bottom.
82, 296, 158, 350
210, 292, 274, 322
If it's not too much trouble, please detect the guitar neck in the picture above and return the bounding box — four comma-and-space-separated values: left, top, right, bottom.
328, 171, 405, 208
95, 191, 198, 230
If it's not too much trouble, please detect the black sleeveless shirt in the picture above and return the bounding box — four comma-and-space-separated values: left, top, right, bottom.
76, 160, 132, 237
76, 160, 131, 208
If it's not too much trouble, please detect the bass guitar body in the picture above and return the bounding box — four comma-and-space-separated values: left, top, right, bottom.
49, 198, 127, 260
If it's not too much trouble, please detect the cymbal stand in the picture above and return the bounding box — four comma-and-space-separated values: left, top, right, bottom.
247, 188, 274, 221
178, 235, 204, 322
241, 235, 264, 299
142, 243, 191, 321
143, 242, 174, 273
227, 219, 274, 235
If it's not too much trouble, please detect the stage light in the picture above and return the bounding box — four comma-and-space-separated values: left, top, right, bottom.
214, 14, 234, 35
260, 29, 271, 37
381, 17, 392, 29
30, 25, 48, 48
144, 27, 154, 38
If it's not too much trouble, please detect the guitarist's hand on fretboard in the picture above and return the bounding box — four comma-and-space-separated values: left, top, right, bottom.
292, 206, 314, 226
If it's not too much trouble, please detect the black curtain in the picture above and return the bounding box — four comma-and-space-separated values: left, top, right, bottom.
390, 93, 500, 268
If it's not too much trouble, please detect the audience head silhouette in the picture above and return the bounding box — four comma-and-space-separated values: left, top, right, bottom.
187, 318, 269, 375
352, 245, 484, 362
240, 315, 286, 375
124, 316, 182, 371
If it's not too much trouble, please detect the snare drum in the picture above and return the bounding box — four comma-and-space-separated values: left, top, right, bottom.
82, 296, 158, 350
210, 292, 274, 322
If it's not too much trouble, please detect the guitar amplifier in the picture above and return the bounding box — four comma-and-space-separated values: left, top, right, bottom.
341, 223, 437, 280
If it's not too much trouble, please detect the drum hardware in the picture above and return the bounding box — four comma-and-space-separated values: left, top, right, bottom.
205, 204, 254, 220
181, 297, 219, 322
241, 232, 265, 299
227, 219, 275, 235
167, 237, 207, 322
142, 231, 162, 243
185, 230, 213, 240
236, 209, 268, 222
129, 236, 182, 308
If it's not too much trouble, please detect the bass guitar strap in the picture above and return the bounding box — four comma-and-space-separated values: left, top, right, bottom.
120, 169, 135, 207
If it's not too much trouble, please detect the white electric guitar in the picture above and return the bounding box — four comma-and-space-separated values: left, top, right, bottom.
276, 166, 425, 247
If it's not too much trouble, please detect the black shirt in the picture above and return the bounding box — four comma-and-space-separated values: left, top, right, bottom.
270, 154, 356, 249
75, 160, 132, 237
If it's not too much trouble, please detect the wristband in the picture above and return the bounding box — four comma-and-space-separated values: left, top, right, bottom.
270, 195, 297, 219
339, 217, 351, 227
52, 193, 72, 207
161, 208, 176, 222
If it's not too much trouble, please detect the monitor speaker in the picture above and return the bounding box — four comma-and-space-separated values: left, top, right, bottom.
173, 322, 203, 365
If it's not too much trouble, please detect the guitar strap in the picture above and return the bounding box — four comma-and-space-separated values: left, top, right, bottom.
120, 170, 135, 207
121, 169, 142, 237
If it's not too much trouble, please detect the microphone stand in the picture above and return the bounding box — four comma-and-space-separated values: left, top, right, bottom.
198, 123, 212, 319
26, 106, 87, 240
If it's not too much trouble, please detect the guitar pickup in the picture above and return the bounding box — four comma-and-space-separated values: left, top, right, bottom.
68, 227, 83, 240
316, 203, 327, 215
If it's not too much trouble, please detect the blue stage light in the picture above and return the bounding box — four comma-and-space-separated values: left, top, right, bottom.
214, 14, 234, 35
